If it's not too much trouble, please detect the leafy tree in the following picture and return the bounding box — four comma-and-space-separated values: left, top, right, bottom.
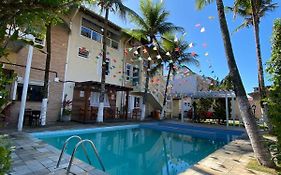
1, 1, 87, 126
0, 135, 13, 174
267, 18, 281, 164
0, 65, 14, 109
210, 75, 233, 123
125, 0, 183, 120
0, 0, 84, 58
196, 0, 275, 168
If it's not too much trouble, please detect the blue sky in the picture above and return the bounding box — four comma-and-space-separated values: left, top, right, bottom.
107, 0, 280, 93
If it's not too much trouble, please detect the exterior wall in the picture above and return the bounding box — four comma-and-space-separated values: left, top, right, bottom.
63, 11, 125, 102
171, 75, 198, 94
2, 25, 69, 125
172, 100, 180, 118
65, 11, 123, 84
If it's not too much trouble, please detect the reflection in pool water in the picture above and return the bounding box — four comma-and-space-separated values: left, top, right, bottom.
38, 126, 241, 175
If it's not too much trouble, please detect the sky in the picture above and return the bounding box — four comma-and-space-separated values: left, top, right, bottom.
107, 0, 280, 93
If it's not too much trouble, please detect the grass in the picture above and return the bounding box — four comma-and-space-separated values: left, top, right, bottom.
246, 159, 279, 175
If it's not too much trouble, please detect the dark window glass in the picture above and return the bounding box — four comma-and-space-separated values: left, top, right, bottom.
17, 84, 44, 102
92, 31, 102, 42
126, 64, 131, 81
111, 40, 119, 50
132, 67, 139, 86
81, 26, 92, 38
105, 59, 110, 75
134, 97, 140, 108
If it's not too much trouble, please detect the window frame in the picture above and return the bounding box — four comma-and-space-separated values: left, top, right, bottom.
16, 83, 44, 102
80, 17, 120, 50
126, 63, 132, 81
132, 66, 140, 86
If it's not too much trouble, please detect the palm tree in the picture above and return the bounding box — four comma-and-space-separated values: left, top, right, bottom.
125, 0, 183, 120
94, 0, 135, 123
39, 23, 51, 125
158, 33, 199, 119
226, 0, 277, 131
196, 0, 275, 168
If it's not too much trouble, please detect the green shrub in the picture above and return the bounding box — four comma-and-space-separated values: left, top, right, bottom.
267, 18, 281, 165
0, 135, 12, 175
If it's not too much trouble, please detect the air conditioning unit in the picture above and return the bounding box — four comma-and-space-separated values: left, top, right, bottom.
34, 38, 45, 47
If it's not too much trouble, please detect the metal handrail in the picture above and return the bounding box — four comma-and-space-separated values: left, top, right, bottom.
67, 139, 105, 174
56, 135, 92, 168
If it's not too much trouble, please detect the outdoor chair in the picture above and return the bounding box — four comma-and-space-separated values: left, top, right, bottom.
30, 110, 41, 127
132, 108, 141, 120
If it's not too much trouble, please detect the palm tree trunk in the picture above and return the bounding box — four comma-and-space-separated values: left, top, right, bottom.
141, 60, 151, 120
250, 0, 272, 131
97, 8, 109, 123
40, 23, 51, 125
160, 64, 172, 119
215, 0, 275, 168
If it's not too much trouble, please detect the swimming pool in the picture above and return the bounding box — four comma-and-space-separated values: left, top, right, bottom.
32, 123, 244, 175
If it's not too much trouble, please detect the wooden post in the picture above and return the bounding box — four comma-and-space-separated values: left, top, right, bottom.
125, 90, 129, 120
84, 87, 90, 123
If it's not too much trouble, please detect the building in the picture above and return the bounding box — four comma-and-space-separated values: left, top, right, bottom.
1, 6, 165, 126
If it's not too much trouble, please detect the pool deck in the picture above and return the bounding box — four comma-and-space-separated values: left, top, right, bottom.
1, 120, 269, 175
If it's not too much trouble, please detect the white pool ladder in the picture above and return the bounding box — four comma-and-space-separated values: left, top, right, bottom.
56, 135, 105, 174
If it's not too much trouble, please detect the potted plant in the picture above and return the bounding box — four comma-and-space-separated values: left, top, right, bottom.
62, 94, 72, 122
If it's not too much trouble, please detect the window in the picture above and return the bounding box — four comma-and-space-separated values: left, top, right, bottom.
78, 47, 89, 58
105, 60, 110, 75
80, 18, 119, 50
92, 31, 102, 42
132, 67, 140, 86
134, 97, 140, 108
17, 84, 44, 102
111, 40, 119, 50
126, 64, 132, 81
81, 26, 92, 38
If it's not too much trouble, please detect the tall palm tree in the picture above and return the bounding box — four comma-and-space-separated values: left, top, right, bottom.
125, 0, 183, 120
196, 0, 275, 168
226, 0, 277, 131
158, 33, 199, 119
94, 0, 135, 123
40, 23, 51, 125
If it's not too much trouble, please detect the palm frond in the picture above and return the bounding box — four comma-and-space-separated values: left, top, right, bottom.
196, 0, 215, 10
232, 19, 252, 33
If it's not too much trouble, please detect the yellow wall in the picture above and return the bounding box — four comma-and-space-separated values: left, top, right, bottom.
65, 11, 124, 86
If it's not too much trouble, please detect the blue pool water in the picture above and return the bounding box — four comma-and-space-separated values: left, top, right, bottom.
33, 123, 243, 175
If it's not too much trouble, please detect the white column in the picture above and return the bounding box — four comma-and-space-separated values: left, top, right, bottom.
225, 95, 229, 127
191, 97, 195, 120
181, 96, 184, 123
18, 45, 34, 131
231, 96, 235, 126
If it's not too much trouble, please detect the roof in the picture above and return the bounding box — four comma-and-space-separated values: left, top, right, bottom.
172, 90, 236, 99
80, 6, 122, 32
75, 81, 133, 91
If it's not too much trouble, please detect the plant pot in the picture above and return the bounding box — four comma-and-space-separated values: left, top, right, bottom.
62, 115, 71, 122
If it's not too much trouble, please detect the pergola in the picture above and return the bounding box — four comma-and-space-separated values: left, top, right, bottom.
72, 81, 133, 123
171, 90, 240, 127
